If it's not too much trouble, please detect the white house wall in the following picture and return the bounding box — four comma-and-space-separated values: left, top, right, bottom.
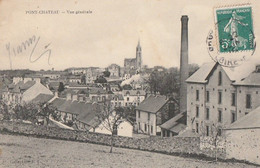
225, 128, 260, 165
22, 83, 53, 103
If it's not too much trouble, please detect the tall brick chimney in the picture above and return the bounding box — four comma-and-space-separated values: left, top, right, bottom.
179, 15, 189, 113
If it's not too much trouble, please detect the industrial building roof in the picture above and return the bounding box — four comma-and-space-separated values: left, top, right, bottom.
226, 106, 260, 130
160, 111, 187, 134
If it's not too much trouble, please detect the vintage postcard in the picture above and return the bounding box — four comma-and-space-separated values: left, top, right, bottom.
0, 0, 259, 167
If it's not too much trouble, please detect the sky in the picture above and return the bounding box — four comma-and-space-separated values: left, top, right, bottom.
0, 0, 259, 70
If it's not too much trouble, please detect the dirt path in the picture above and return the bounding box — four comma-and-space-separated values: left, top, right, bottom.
0, 134, 257, 168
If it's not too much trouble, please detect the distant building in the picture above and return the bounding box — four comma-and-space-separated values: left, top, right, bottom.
121, 74, 148, 90
122, 90, 146, 107
124, 40, 142, 76
110, 94, 124, 108
2, 80, 53, 105
68, 75, 81, 83
89, 87, 110, 103
65, 67, 104, 83
106, 64, 121, 78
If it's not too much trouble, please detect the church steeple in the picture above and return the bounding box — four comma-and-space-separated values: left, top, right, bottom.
136, 40, 142, 71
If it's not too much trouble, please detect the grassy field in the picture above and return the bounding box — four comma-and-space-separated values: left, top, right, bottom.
0, 134, 258, 168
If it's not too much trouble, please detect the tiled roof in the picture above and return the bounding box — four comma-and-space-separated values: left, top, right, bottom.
160, 111, 187, 133
68, 82, 89, 88
233, 72, 260, 86
226, 106, 260, 130
50, 98, 66, 109
186, 62, 217, 83
186, 62, 255, 84
135, 95, 168, 113
7, 81, 36, 93
122, 90, 146, 96
89, 87, 107, 94
111, 94, 124, 100
76, 103, 101, 129
58, 100, 93, 115
31, 94, 54, 104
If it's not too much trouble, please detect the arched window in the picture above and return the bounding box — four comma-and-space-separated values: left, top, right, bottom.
218, 71, 222, 86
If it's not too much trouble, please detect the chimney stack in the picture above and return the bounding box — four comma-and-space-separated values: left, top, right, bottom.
179, 15, 189, 113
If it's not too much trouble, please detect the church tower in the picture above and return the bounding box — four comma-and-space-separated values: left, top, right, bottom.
136, 40, 142, 71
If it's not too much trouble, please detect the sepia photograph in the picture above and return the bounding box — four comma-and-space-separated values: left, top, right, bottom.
0, 0, 259, 167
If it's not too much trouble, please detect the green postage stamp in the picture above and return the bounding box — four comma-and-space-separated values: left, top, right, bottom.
206, 4, 256, 67
215, 5, 254, 53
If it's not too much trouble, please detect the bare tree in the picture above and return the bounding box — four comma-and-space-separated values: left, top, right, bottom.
38, 103, 57, 127
94, 103, 130, 153
200, 121, 225, 162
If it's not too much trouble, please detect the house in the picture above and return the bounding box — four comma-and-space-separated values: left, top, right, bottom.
135, 95, 176, 136
0, 76, 11, 99
76, 105, 133, 137
122, 90, 146, 107
186, 62, 260, 136
106, 64, 121, 77
160, 111, 187, 137
57, 100, 91, 122
110, 94, 124, 108
224, 106, 260, 165
92, 118, 133, 137
42, 72, 61, 79
2, 80, 53, 105
68, 75, 82, 83
89, 87, 110, 103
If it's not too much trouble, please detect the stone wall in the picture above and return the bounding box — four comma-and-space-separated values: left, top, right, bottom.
0, 120, 224, 160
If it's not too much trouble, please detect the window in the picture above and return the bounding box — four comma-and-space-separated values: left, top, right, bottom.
218, 129, 222, 136
231, 111, 236, 123
218, 110, 222, 123
196, 90, 199, 101
138, 111, 140, 118
138, 122, 141, 129
148, 113, 150, 121
206, 126, 210, 136
206, 108, 210, 120
127, 97, 129, 101
151, 126, 153, 134
196, 123, 199, 133
144, 124, 147, 132
206, 91, 210, 102
231, 93, 236, 106
246, 94, 251, 109
218, 71, 222, 86
196, 106, 199, 118
218, 91, 222, 104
